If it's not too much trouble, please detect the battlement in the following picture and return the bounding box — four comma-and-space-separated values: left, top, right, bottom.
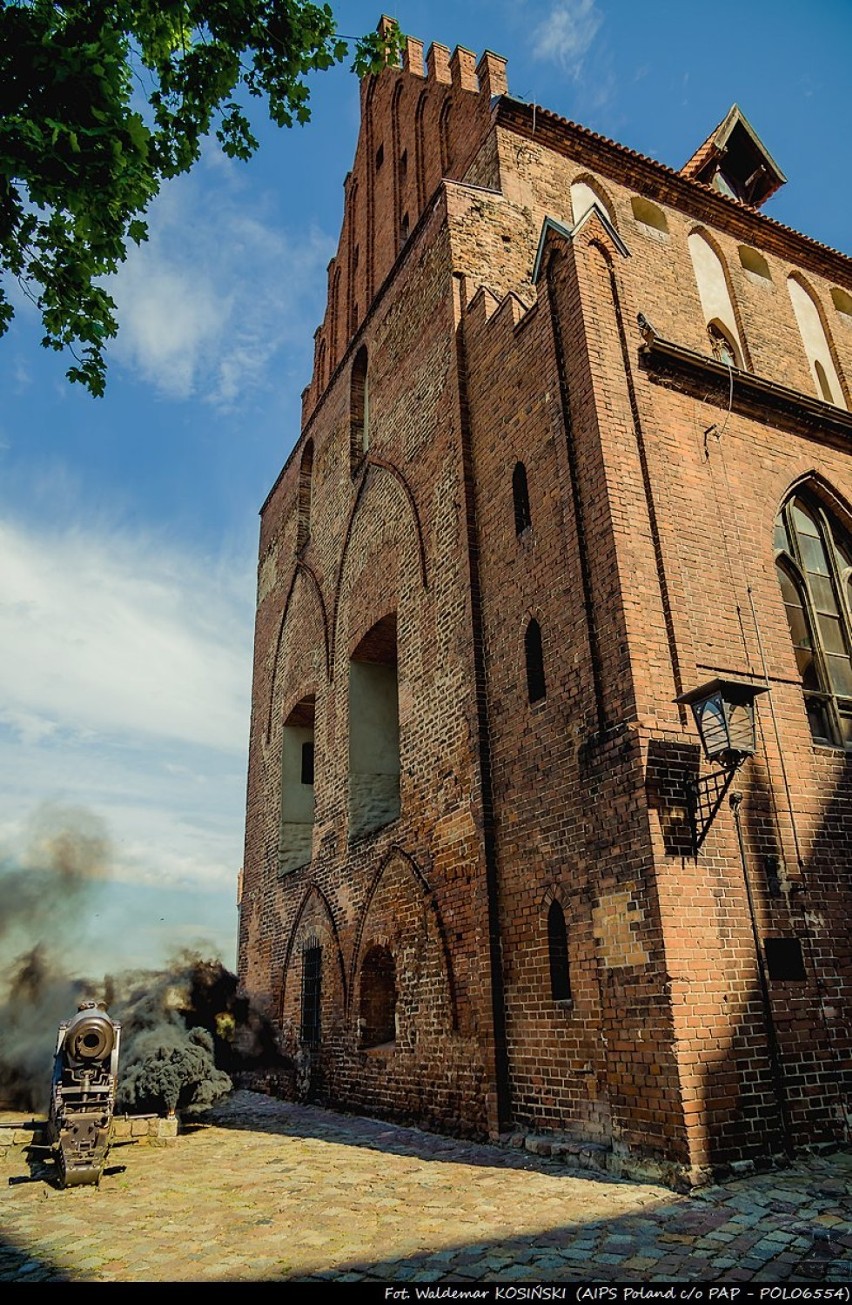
302, 21, 509, 426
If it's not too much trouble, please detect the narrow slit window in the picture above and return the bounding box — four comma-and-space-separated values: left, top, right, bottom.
548, 901, 572, 1002
513, 462, 531, 535
525, 619, 546, 704
300, 944, 322, 1044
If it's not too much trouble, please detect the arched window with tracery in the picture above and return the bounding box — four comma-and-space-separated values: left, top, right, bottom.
775, 491, 852, 747
439, 99, 452, 176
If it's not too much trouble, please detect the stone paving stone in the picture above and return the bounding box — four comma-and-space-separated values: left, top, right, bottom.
0, 1091, 849, 1283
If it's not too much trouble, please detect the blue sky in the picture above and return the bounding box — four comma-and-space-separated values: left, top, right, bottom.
1, 0, 850, 977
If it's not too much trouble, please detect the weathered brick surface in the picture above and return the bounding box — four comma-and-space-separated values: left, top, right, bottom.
240, 27, 852, 1178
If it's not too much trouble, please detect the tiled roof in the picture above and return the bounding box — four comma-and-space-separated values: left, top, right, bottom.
497, 97, 850, 270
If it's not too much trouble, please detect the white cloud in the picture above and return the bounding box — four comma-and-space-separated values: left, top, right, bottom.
109, 170, 334, 406
528, 0, 603, 78
0, 517, 254, 962
0, 518, 253, 752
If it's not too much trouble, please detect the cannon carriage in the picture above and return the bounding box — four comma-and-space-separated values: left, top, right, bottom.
47, 1001, 121, 1187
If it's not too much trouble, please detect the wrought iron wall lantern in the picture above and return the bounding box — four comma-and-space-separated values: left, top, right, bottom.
675, 678, 769, 855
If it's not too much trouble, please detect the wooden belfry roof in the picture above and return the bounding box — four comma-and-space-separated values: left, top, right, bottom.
680, 103, 787, 207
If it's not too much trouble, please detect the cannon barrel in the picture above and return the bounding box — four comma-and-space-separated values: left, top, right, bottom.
47, 1001, 121, 1188
60, 1006, 117, 1064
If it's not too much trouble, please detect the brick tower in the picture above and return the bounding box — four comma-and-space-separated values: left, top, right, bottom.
239, 19, 852, 1184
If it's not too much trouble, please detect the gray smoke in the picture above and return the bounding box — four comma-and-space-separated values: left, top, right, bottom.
107, 957, 233, 1115
0, 805, 257, 1117
0, 806, 109, 1111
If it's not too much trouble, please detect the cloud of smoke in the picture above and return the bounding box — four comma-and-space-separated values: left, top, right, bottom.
0, 805, 285, 1116
105, 955, 236, 1117
0, 806, 110, 1111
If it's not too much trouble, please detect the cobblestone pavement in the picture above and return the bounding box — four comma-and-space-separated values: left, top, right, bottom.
1, 1091, 850, 1284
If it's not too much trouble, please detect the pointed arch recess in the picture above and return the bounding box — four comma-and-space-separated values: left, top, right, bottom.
265, 561, 330, 741
414, 89, 428, 209
347, 846, 459, 1031
532, 213, 629, 284
279, 882, 348, 1020
364, 75, 378, 303
787, 272, 849, 409
330, 456, 428, 669
391, 80, 404, 236
439, 97, 452, 176
687, 225, 752, 371
570, 173, 619, 229
542, 883, 573, 912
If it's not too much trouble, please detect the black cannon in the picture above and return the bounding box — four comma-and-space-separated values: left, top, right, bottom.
47, 1001, 121, 1187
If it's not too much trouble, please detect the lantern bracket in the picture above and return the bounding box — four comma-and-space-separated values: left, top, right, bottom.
685, 767, 738, 857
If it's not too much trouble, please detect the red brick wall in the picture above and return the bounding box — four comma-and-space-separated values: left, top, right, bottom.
241, 32, 852, 1176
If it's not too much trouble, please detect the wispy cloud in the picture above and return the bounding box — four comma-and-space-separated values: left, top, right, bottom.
0, 518, 252, 752
528, 0, 603, 78
109, 169, 334, 406
0, 516, 253, 962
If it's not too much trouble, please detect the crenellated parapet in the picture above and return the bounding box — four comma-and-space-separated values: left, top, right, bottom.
303, 19, 509, 425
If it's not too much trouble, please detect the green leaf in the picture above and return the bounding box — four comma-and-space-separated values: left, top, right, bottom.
0, 0, 398, 396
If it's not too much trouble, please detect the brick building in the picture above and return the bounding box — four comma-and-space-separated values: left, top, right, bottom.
239, 21, 852, 1183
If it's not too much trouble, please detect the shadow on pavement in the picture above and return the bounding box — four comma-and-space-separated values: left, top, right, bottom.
0, 1237, 68, 1282
196, 1090, 628, 1180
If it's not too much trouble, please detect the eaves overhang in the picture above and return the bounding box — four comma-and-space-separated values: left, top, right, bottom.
639, 332, 852, 444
